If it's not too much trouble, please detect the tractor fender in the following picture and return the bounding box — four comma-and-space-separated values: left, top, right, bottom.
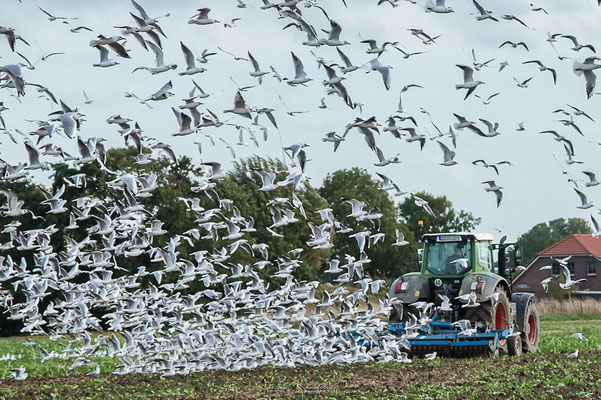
459, 274, 510, 303
511, 292, 536, 333
389, 274, 430, 303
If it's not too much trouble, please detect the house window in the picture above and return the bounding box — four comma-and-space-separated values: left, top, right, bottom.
552, 262, 560, 276
587, 261, 597, 276
552, 262, 575, 276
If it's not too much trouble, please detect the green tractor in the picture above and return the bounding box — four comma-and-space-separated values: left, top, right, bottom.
389, 233, 540, 356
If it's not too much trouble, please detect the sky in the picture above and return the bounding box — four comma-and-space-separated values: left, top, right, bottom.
2, 0, 601, 242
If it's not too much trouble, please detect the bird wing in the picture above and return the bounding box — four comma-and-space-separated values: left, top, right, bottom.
233, 91, 246, 109
574, 188, 588, 205
131, 0, 150, 20
146, 41, 164, 66
291, 52, 306, 78
472, 0, 486, 15
584, 70, 597, 99
151, 80, 172, 98
24, 142, 40, 165
337, 47, 352, 67
591, 215, 600, 233
329, 20, 342, 41
456, 64, 474, 82
180, 42, 195, 69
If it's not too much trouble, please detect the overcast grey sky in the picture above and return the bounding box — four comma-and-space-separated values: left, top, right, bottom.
2, 0, 601, 241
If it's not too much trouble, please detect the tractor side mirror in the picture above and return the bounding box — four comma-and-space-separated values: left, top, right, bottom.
514, 247, 523, 266
417, 248, 423, 267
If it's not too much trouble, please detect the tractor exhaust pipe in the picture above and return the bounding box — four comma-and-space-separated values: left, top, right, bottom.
497, 245, 508, 281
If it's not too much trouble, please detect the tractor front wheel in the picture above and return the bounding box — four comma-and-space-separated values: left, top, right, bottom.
466, 285, 510, 355
508, 333, 522, 356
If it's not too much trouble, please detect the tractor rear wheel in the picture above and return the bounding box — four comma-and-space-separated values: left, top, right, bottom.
466, 286, 510, 354
522, 302, 540, 353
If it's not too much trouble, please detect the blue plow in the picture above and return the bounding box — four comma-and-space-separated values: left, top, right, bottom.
388, 320, 508, 351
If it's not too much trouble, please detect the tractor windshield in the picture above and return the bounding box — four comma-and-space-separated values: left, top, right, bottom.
425, 240, 472, 276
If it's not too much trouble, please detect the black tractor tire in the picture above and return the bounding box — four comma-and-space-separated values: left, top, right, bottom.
466, 286, 511, 355
389, 306, 401, 323
389, 303, 419, 324
522, 302, 540, 353
508, 334, 523, 356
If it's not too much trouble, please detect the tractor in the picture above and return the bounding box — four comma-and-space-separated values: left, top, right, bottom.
388, 232, 540, 356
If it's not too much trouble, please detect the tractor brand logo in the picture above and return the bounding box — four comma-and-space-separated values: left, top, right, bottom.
434, 278, 443, 287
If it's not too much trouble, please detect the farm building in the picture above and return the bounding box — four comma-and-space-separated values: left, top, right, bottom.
512, 234, 601, 298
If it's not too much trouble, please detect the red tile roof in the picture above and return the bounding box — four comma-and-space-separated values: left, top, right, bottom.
537, 234, 601, 257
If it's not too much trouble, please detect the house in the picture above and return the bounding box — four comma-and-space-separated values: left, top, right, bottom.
512, 234, 600, 298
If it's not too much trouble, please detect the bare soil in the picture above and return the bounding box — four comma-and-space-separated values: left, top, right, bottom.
1, 351, 600, 400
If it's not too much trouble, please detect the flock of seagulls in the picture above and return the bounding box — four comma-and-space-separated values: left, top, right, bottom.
0, 0, 599, 377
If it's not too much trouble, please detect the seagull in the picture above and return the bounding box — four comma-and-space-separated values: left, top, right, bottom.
455, 65, 484, 99
425, 0, 454, 13
437, 141, 457, 166
188, 8, 219, 25
468, 119, 500, 137
248, 52, 268, 84
582, 171, 599, 187
319, 20, 349, 47
566, 350, 579, 359
133, 41, 177, 74
10, 365, 27, 380
591, 215, 601, 238
92, 45, 118, 68
336, 48, 358, 74
374, 147, 401, 167
201, 162, 226, 180
321, 131, 344, 151
567, 104, 594, 121
37, 6, 78, 21
286, 52, 311, 86
522, 60, 557, 84
570, 333, 588, 342
482, 181, 503, 207
363, 58, 392, 90
472, 0, 499, 21
401, 128, 426, 150
24, 141, 46, 170
360, 39, 397, 56
573, 56, 601, 98
499, 41, 529, 51
179, 42, 206, 76
224, 92, 252, 119
501, 14, 529, 28
574, 188, 593, 209
471, 49, 495, 71
471, 160, 511, 175
171, 107, 197, 136
453, 113, 475, 130
561, 35, 596, 53
392, 229, 409, 246
560, 264, 586, 289
513, 77, 533, 88
144, 80, 174, 102
474, 92, 500, 105
255, 169, 278, 191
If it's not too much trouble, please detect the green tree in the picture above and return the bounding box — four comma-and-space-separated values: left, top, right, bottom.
319, 168, 418, 280
516, 217, 592, 264
398, 191, 481, 239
